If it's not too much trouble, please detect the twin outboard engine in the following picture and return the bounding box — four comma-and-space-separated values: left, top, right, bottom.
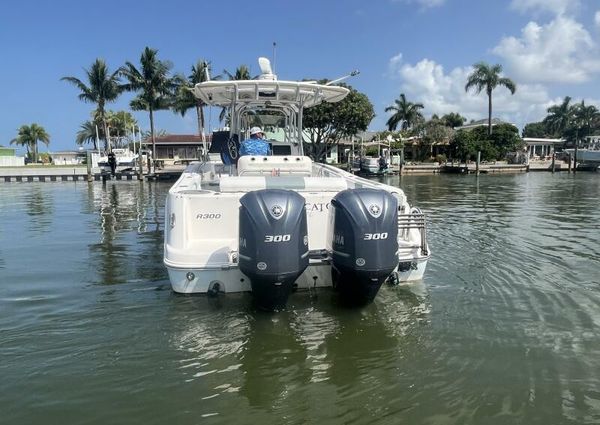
238, 189, 309, 310
327, 188, 399, 304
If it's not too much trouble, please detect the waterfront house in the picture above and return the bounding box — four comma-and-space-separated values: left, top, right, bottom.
0, 146, 25, 166
523, 138, 564, 160
51, 150, 87, 165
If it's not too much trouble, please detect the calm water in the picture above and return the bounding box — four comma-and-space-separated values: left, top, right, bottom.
1, 173, 599, 424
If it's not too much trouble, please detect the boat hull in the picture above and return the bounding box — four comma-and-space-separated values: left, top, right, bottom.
565, 149, 600, 163
166, 258, 428, 295
163, 159, 430, 308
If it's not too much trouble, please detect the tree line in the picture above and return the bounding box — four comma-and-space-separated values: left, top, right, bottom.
60, 47, 221, 159
11, 53, 597, 164
523, 97, 600, 145
380, 62, 599, 163
370, 62, 519, 162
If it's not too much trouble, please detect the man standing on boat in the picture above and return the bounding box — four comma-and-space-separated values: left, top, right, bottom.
107, 150, 117, 176
379, 154, 388, 172
240, 127, 270, 156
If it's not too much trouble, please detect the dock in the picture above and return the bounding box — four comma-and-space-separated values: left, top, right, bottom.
0, 165, 186, 183
1, 166, 100, 183
0, 159, 592, 183
439, 163, 529, 174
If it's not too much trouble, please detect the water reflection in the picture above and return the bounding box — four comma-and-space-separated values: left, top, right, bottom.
378, 281, 432, 337
135, 183, 166, 282
87, 184, 131, 285
240, 311, 311, 409
25, 186, 54, 232
85, 181, 168, 285
162, 283, 432, 421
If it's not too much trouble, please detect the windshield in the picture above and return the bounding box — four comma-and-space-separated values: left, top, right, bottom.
236, 106, 302, 156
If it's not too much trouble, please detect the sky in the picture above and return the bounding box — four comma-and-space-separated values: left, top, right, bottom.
1, 0, 600, 153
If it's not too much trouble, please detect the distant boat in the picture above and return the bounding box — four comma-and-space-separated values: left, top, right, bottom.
566, 136, 600, 164
358, 156, 390, 175
565, 149, 600, 163
97, 148, 138, 172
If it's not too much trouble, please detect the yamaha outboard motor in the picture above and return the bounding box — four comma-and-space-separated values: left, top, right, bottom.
239, 189, 309, 310
328, 188, 399, 304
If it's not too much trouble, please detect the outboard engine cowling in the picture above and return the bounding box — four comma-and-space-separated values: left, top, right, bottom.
239, 189, 309, 310
328, 188, 399, 303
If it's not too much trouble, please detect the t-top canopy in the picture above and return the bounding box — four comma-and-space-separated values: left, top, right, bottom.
192, 80, 349, 109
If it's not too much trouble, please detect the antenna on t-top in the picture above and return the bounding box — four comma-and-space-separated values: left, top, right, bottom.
325, 70, 360, 86
272, 42, 277, 75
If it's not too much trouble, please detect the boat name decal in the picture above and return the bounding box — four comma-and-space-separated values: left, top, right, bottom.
305, 202, 330, 212
196, 213, 222, 220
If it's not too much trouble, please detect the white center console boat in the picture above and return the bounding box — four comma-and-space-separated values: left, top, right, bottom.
97, 148, 139, 172
163, 58, 430, 310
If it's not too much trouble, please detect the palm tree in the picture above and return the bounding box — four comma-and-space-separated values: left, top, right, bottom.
219, 65, 252, 123
106, 110, 138, 146
384, 93, 424, 131
543, 96, 574, 137
573, 101, 600, 141
172, 60, 218, 135
11, 124, 50, 162
76, 120, 99, 149
441, 112, 467, 128
223, 64, 251, 81
551, 100, 600, 147
120, 47, 175, 164
465, 62, 516, 135
61, 59, 122, 152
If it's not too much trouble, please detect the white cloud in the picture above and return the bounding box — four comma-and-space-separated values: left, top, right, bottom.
387, 52, 404, 76
509, 0, 578, 16
492, 16, 600, 83
595, 11, 600, 27
386, 56, 553, 129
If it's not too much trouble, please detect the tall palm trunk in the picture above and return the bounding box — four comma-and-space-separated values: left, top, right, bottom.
150, 107, 156, 173
102, 119, 110, 152
98, 104, 109, 152
487, 89, 493, 136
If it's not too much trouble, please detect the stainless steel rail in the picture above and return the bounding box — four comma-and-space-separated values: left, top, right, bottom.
397, 209, 428, 256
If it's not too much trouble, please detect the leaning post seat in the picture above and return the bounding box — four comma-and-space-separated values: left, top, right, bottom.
237, 155, 313, 176
219, 176, 348, 192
